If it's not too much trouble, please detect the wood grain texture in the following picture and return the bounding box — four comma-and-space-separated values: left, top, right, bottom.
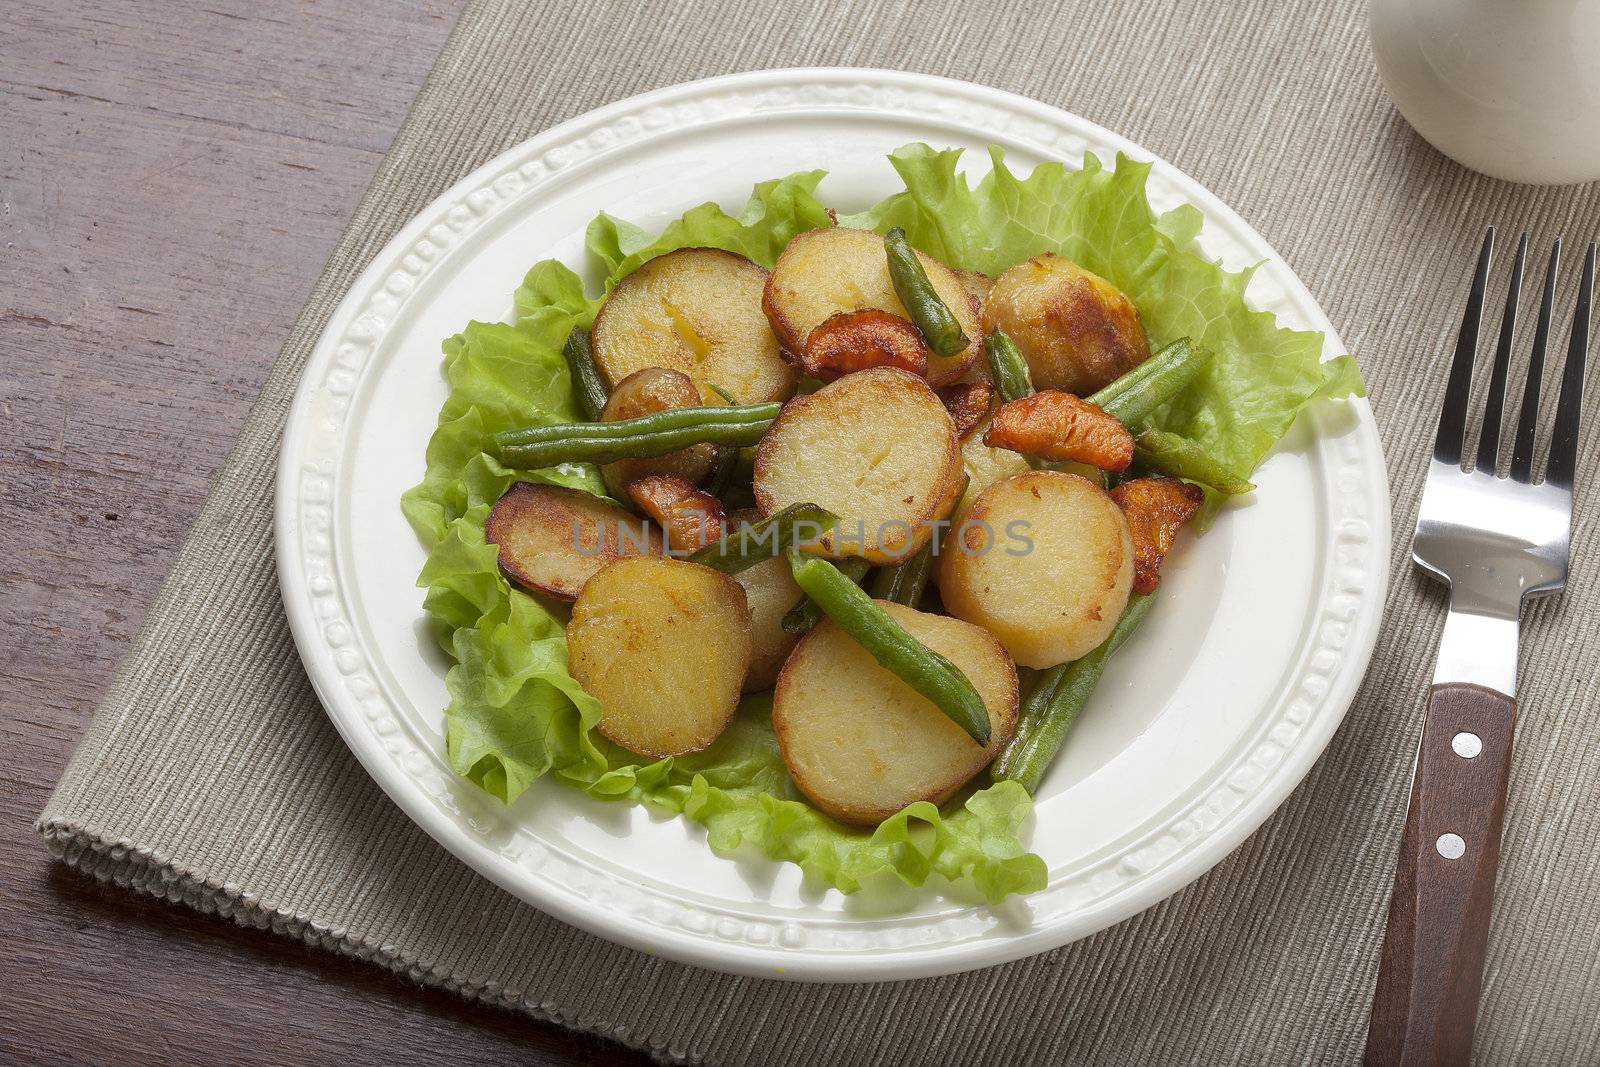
0, 2, 641, 1063
1366, 683, 1518, 1066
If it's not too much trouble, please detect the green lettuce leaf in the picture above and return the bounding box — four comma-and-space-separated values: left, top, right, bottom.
405, 143, 1365, 904
575, 696, 1046, 903
843, 143, 1364, 482
418, 510, 607, 799
401, 265, 608, 803
401, 285, 604, 546
586, 171, 833, 284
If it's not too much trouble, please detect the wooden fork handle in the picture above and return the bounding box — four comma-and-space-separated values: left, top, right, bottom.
1365, 683, 1517, 1066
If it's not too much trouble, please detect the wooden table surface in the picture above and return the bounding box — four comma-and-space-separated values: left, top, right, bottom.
0, 3, 644, 1062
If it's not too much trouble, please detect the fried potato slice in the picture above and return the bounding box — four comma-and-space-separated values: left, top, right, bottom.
763, 226, 980, 386
982, 253, 1150, 394
936, 470, 1133, 669
984, 390, 1134, 471
601, 364, 703, 418
568, 556, 752, 758
773, 600, 1018, 825
627, 473, 728, 555
597, 366, 720, 498
753, 367, 962, 564
800, 309, 930, 382
1109, 476, 1205, 594
486, 483, 661, 601
734, 552, 805, 692
592, 246, 796, 404
955, 268, 994, 309
953, 352, 994, 387
936, 379, 996, 439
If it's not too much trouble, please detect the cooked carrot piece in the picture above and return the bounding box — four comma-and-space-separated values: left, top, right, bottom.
936, 379, 997, 439
1109, 476, 1205, 593
628, 473, 728, 555
983, 390, 1134, 470
799, 309, 930, 382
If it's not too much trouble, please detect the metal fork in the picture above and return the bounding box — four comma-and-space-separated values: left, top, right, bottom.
1366, 229, 1594, 1066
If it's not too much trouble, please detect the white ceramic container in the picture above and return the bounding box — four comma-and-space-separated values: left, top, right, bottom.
1371, 0, 1600, 184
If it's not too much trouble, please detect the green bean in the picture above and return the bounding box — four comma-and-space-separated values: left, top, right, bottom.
884, 227, 970, 357
867, 539, 935, 606
982, 331, 1047, 471
687, 503, 838, 574
993, 591, 1158, 792
497, 422, 774, 469
561, 326, 609, 421
496, 403, 779, 447
1087, 338, 1211, 428
701, 385, 749, 499
702, 384, 750, 504
1133, 430, 1255, 495
787, 551, 992, 745
1016, 661, 1068, 736
781, 557, 870, 634
493, 404, 780, 469
983, 329, 1034, 404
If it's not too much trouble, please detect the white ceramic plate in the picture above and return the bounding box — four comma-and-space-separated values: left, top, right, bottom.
276, 68, 1389, 982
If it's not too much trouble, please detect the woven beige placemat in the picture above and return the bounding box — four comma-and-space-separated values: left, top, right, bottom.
39, 0, 1600, 1062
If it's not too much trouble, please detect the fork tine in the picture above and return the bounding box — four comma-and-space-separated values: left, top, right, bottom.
1546, 242, 1595, 491
1436, 227, 1495, 466
1476, 232, 1528, 473
1510, 239, 1561, 482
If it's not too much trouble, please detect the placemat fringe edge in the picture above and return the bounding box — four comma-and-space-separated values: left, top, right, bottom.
35, 818, 698, 1066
